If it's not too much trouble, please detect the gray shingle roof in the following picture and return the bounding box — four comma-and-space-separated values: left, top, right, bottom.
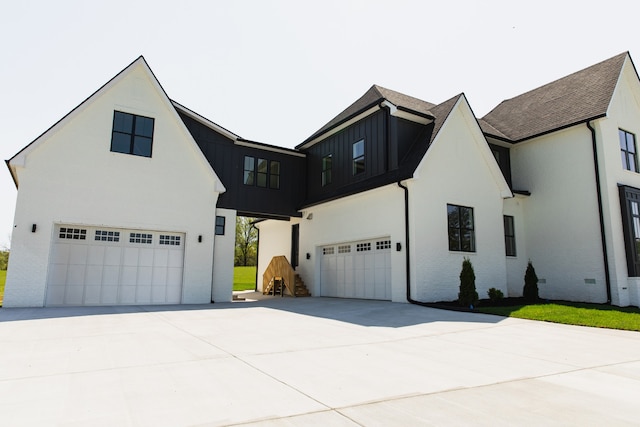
480, 52, 628, 142
302, 85, 435, 145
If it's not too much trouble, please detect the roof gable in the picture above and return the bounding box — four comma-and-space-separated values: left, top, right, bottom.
480, 52, 628, 142
7, 57, 225, 192
300, 85, 436, 147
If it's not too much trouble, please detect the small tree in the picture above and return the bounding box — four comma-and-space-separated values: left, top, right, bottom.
458, 257, 478, 307
523, 260, 539, 302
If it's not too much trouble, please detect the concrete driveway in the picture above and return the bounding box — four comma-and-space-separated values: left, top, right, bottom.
1, 294, 639, 426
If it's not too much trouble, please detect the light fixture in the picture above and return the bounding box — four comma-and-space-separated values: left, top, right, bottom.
31, 224, 37, 233
306, 253, 311, 259
198, 235, 202, 243
306, 213, 313, 220
396, 242, 402, 251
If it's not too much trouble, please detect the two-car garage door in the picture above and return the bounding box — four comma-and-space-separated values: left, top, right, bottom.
45, 224, 184, 306
320, 238, 392, 300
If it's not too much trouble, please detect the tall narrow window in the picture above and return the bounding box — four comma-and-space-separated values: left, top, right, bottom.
322, 154, 332, 186
111, 111, 154, 157
215, 216, 226, 235
447, 204, 475, 252
270, 161, 280, 189
504, 215, 516, 256
256, 158, 268, 187
352, 139, 365, 175
619, 185, 640, 276
243, 156, 255, 185
620, 129, 637, 172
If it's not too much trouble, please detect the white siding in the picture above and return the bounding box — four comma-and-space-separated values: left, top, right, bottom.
212, 208, 236, 302
410, 98, 510, 302
510, 125, 606, 303
4, 60, 224, 307
593, 57, 640, 306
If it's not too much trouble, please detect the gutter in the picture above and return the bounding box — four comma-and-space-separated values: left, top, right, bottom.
587, 121, 612, 303
397, 181, 432, 307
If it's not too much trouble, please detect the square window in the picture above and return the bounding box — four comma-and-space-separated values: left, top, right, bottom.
111, 111, 154, 157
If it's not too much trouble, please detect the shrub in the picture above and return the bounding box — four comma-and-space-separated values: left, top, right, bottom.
487, 287, 504, 303
523, 260, 539, 302
458, 257, 478, 307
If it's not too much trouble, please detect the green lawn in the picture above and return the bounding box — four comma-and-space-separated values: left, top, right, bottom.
233, 266, 256, 291
0, 270, 6, 306
478, 301, 640, 332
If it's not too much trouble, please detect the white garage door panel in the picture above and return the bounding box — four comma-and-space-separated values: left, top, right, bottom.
320, 238, 392, 301
46, 225, 185, 306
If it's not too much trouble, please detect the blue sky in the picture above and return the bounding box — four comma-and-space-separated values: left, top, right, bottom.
1, 0, 638, 248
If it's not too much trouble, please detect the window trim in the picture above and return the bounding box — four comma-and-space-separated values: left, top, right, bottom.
215, 216, 226, 236
503, 215, 516, 257
619, 185, 640, 276
110, 111, 154, 158
620, 129, 638, 172
243, 156, 280, 189
447, 204, 476, 252
352, 139, 365, 175
321, 154, 332, 186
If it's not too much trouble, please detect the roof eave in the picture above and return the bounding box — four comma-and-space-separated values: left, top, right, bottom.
510, 114, 608, 144
296, 98, 385, 149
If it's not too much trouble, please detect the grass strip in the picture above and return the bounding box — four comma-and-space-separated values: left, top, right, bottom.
478, 302, 640, 332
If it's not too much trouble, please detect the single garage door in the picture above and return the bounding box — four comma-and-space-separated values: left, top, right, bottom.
320, 238, 391, 300
46, 224, 184, 306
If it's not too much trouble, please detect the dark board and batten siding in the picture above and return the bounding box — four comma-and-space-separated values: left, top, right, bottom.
178, 112, 306, 218
305, 110, 387, 201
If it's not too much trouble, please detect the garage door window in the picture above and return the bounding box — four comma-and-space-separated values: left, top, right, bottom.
59, 228, 87, 240
323, 247, 335, 255
159, 235, 181, 246
95, 230, 120, 242
376, 240, 391, 250
129, 233, 153, 244
356, 242, 371, 252
338, 245, 351, 253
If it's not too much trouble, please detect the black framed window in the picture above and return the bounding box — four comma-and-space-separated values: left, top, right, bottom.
619, 185, 640, 276
243, 156, 280, 189
620, 129, 638, 172
215, 216, 225, 235
447, 204, 475, 252
322, 154, 332, 186
504, 215, 516, 256
352, 139, 365, 175
256, 158, 268, 187
244, 156, 255, 185
270, 161, 280, 189
111, 111, 154, 157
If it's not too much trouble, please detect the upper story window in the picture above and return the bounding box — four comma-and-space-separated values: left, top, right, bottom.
243, 156, 280, 189
620, 129, 638, 172
352, 139, 365, 175
111, 111, 154, 157
322, 154, 332, 186
447, 204, 475, 252
504, 215, 516, 257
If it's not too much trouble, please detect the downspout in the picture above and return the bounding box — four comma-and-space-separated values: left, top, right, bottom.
398, 181, 430, 306
587, 121, 612, 303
